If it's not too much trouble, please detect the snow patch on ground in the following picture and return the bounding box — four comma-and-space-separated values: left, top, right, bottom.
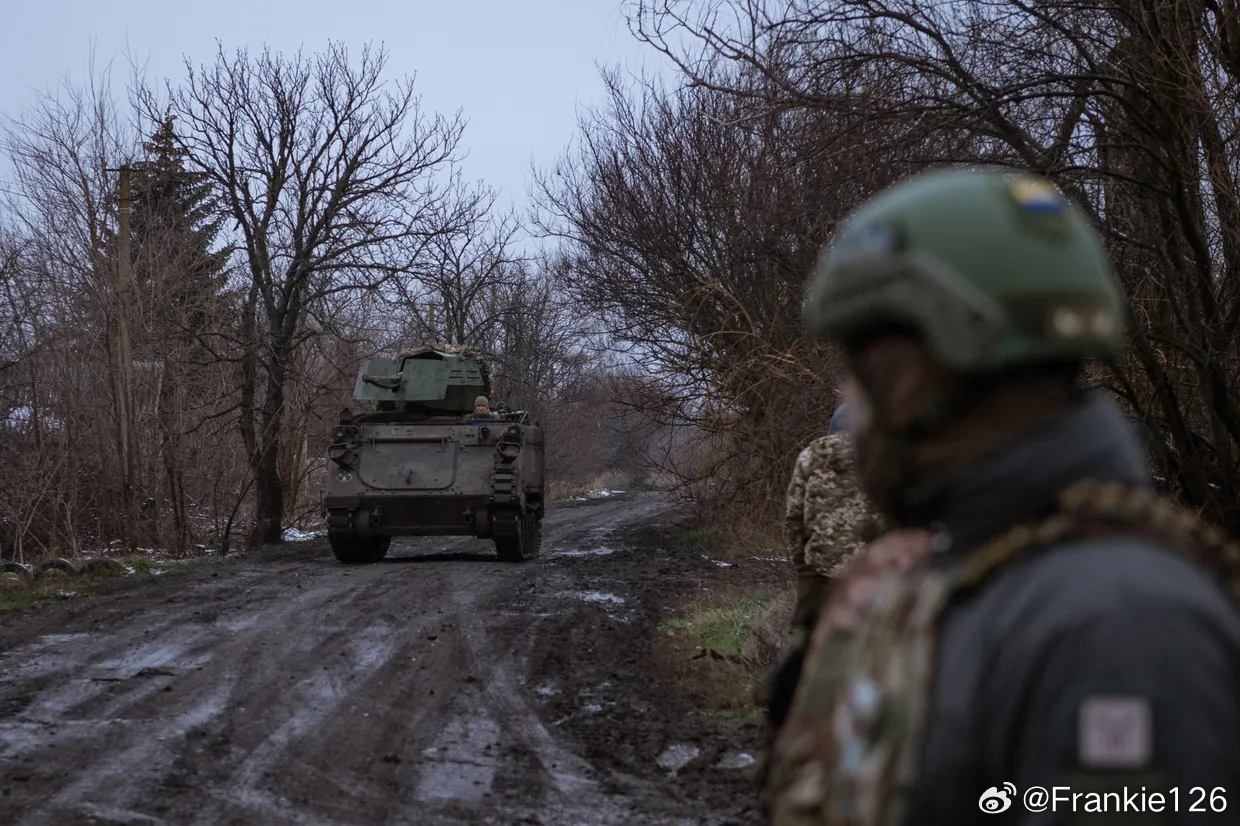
568, 489, 627, 501
715, 752, 756, 770
656, 743, 700, 773
282, 527, 326, 542
80, 541, 220, 562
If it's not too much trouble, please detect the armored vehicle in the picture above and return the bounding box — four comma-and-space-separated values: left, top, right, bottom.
321, 345, 544, 564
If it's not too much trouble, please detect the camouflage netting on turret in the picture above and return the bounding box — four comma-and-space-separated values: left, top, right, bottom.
396, 342, 492, 399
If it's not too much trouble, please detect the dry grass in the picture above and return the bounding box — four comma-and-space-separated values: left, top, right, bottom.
0, 565, 123, 612
671, 512, 787, 564
547, 470, 634, 502
653, 584, 792, 718
719, 520, 787, 563
0, 553, 227, 613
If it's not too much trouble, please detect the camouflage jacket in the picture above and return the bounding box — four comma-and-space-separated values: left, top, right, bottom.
784, 434, 884, 581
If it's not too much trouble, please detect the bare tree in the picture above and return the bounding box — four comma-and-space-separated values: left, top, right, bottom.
414, 191, 526, 345
628, 0, 1240, 529
0, 230, 36, 387
149, 42, 470, 543
535, 65, 921, 518
1, 64, 150, 549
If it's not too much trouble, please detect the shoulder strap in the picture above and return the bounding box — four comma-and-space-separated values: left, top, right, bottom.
950, 479, 1240, 596
886, 481, 1240, 826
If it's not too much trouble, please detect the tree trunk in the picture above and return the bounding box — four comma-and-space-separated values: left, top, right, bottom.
249, 344, 289, 546
113, 166, 140, 549
252, 438, 285, 545
158, 361, 188, 554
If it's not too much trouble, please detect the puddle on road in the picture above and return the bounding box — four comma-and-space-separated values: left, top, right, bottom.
715, 752, 756, 770
576, 592, 625, 606
546, 521, 629, 558
553, 546, 620, 558
75, 802, 163, 825
656, 743, 701, 773
92, 639, 194, 675
3, 674, 240, 810
8, 627, 216, 726
213, 624, 397, 819
415, 712, 501, 803
0, 719, 121, 759
220, 612, 262, 633
0, 633, 99, 681
33, 633, 95, 646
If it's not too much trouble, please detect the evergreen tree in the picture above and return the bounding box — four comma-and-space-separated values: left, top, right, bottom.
129, 114, 231, 340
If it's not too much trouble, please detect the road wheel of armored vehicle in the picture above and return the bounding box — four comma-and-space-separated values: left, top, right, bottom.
370, 536, 391, 562
331, 536, 390, 565
494, 512, 541, 563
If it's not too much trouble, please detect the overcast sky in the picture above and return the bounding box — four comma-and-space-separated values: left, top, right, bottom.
0, 0, 680, 224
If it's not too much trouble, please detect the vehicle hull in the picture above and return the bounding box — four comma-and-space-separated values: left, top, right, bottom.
322, 418, 545, 563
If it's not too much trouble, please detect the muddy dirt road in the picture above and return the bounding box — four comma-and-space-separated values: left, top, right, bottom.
0, 493, 768, 826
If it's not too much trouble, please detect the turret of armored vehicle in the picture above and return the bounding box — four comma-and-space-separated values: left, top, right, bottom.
321, 344, 544, 564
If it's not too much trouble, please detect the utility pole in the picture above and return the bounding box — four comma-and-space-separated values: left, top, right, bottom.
106, 164, 139, 547
428, 302, 436, 341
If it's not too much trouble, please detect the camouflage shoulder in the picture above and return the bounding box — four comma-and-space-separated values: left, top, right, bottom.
800, 432, 856, 472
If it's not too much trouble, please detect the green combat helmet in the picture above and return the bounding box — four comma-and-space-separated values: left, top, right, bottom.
804, 167, 1127, 373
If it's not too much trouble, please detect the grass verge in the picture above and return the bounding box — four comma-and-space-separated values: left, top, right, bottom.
652, 515, 795, 721
0, 552, 228, 613
667, 518, 786, 565
654, 584, 793, 721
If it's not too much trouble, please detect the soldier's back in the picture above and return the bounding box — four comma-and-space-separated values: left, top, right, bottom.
785, 433, 883, 580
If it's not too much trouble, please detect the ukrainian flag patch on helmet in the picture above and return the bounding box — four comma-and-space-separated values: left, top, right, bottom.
1009, 178, 1064, 213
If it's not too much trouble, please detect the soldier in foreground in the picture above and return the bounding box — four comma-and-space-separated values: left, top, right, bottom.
767, 168, 1240, 823
768, 376, 884, 732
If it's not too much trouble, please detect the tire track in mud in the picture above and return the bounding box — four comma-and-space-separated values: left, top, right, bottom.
0, 493, 762, 826
5, 575, 417, 824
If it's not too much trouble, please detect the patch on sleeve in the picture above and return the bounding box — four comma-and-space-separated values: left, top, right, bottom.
1077, 696, 1152, 769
